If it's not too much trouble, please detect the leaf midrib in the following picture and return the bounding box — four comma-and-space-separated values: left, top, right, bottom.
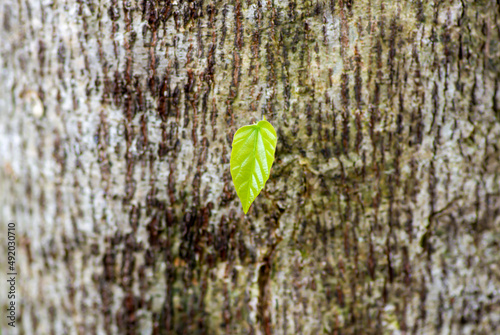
245, 126, 260, 209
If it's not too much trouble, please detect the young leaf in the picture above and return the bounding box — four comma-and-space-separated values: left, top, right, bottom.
230, 119, 277, 214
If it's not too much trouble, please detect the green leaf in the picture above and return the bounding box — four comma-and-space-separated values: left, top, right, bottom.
230, 119, 277, 214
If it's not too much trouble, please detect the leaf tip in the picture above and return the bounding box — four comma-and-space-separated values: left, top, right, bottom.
242, 202, 250, 214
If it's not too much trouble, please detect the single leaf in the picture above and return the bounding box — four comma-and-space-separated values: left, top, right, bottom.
230, 119, 277, 214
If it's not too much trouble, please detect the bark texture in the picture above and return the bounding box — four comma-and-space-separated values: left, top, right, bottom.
1, 0, 500, 334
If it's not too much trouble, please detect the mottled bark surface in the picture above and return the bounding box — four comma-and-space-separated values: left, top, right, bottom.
1, 0, 499, 334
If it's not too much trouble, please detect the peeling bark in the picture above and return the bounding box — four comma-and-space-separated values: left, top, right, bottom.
1, 0, 499, 334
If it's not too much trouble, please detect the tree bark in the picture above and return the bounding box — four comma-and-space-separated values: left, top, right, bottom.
1, 0, 499, 334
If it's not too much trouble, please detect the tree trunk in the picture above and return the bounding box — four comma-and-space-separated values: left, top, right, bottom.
1, 0, 499, 334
